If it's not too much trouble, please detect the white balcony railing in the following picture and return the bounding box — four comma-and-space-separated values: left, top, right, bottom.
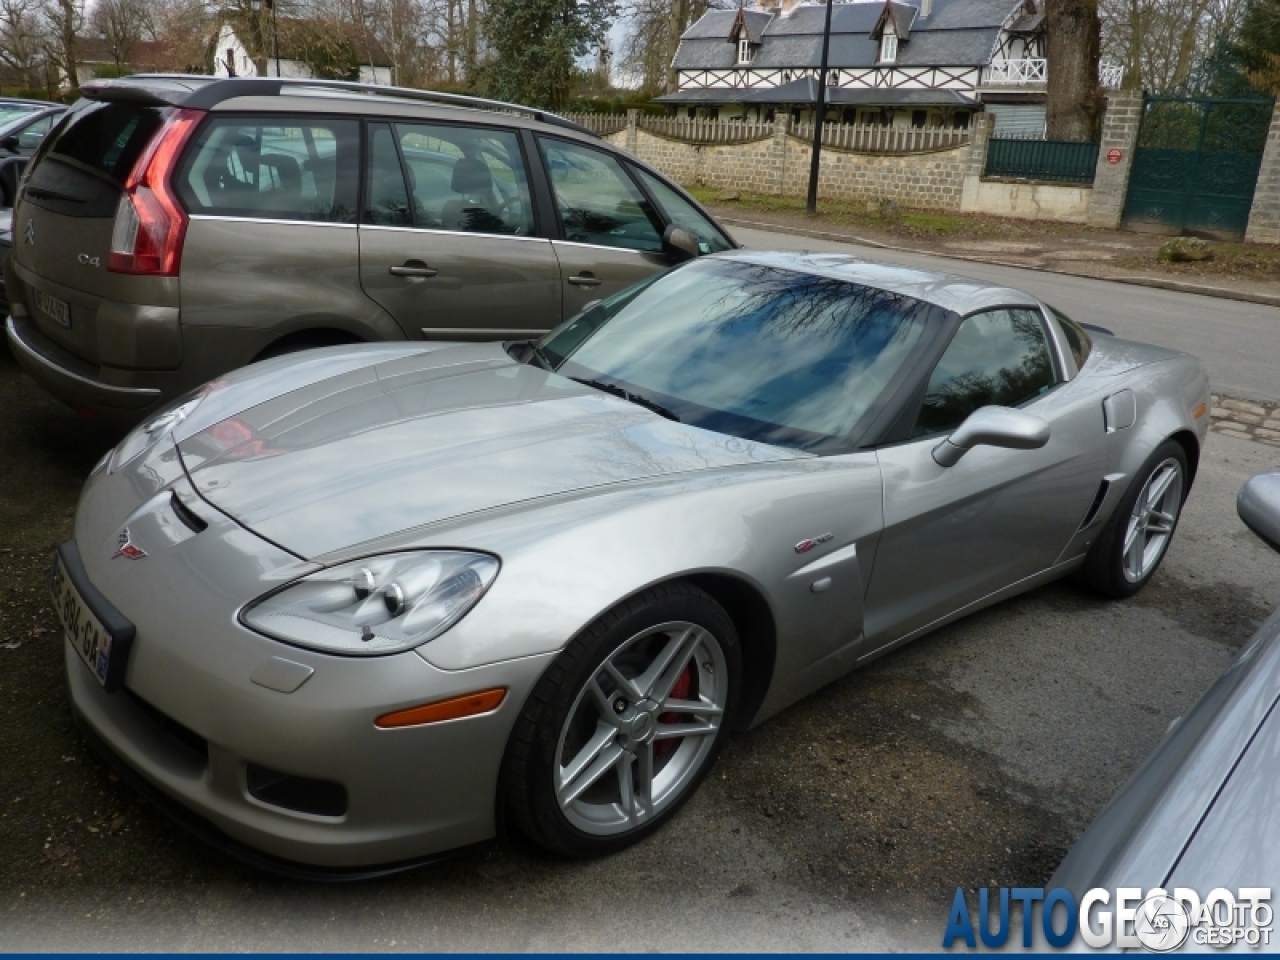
1099, 62, 1125, 88
985, 58, 1126, 88
985, 58, 1047, 85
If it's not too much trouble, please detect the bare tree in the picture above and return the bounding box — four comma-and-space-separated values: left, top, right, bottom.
146, 0, 216, 70
618, 0, 726, 94
1045, 0, 1103, 140
0, 0, 48, 87
42, 0, 82, 90
1100, 0, 1245, 91
90, 0, 147, 71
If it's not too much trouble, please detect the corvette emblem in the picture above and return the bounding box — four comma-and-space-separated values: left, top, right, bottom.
112, 528, 147, 560
794, 533, 834, 554
24, 218, 34, 245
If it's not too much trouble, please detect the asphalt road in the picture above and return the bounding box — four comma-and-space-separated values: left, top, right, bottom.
1, 253, 1278, 949
732, 224, 1280, 404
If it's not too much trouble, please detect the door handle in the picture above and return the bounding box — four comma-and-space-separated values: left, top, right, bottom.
567, 271, 602, 288
389, 260, 438, 278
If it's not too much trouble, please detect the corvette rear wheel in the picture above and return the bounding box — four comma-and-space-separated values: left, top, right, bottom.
1081, 440, 1188, 598
502, 583, 740, 857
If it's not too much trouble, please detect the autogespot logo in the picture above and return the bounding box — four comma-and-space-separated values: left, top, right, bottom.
942, 886, 1273, 951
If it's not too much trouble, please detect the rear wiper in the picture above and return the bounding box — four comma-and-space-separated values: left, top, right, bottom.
570, 377, 680, 422
25, 186, 83, 204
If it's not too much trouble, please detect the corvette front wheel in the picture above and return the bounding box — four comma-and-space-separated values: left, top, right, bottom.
502, 583, 741, 857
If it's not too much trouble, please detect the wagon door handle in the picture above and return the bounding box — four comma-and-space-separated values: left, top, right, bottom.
390, 259, 438, 278
567, 271, 602, 288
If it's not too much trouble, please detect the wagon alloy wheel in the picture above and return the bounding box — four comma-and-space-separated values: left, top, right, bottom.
555, 620, 729, 836
502, 583, 741, 857
1122, 458, 1184, 583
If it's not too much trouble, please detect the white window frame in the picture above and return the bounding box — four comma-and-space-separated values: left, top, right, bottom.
737, 37, 753, 64
879, 31, 898, 63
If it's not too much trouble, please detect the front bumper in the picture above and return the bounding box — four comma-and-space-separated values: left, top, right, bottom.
66, 452, 553, 871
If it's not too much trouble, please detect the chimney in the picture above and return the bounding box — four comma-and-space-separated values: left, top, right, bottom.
780, 0, 802, 15
920, 0, 931, 16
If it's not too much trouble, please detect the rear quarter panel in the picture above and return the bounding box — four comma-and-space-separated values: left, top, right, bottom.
179, 218, 403, 359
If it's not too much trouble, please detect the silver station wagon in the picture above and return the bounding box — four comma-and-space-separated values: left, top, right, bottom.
5, 76, 733, 429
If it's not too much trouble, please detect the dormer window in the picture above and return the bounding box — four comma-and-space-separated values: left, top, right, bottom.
738, 37, 753, 64
880, 28, 897, 62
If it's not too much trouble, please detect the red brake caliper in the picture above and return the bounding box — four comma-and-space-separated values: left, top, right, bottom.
654, 663, 694, 757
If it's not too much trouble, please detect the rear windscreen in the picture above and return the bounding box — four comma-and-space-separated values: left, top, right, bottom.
24, 100, 169, 218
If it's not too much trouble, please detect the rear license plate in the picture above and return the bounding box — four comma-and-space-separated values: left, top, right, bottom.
51, 552, 128, 689
36, 289, 70, 328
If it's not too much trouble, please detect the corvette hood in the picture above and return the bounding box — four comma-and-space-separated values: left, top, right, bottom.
178, 345, 801, 559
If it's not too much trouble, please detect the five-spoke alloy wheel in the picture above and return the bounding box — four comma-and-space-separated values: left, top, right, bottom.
503, 584, 741, 857
1121, 457, 1184, 583
1082, 439, 1190, 598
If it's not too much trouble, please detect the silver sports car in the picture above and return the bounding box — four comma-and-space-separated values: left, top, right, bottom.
58, 252, 1210, 876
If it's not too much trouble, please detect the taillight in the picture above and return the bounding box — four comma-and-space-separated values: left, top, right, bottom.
108, 108, 203, 276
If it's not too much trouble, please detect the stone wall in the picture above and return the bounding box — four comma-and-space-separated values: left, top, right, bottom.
605, 113, 974, 212
1245, 103, 1280, 245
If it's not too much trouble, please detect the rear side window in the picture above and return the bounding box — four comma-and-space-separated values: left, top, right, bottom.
395, 122, 534, 236
1048, 305, 1092, 370
25, 100, 169, 217
177, 116, 359, 223
16, 114, 56, 152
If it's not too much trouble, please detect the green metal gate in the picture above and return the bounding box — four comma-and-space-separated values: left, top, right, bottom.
1122, 95, 1275, 241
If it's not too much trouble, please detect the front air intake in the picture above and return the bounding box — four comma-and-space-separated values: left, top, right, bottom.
246, 764, 347, 818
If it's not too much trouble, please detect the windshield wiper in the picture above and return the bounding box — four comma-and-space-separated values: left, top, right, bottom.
570, 377, 681, 422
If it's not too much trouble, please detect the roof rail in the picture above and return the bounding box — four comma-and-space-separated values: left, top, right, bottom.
117, 75, 597, 137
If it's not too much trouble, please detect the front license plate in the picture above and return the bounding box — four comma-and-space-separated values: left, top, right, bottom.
36, 289, 71, 328
51, 552, 127, 689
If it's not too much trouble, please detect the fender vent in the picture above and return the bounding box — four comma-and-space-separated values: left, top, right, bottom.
246, 764, 347, 818
1079, 478, 1111, 530
170, 492, 208, 533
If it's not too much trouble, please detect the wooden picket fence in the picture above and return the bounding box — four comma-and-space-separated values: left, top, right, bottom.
791, 122, 971, 153
562, 113, 971, 154
561, 113, 628, 136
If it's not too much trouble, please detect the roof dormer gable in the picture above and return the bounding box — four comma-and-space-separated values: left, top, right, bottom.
726, 6, 769, 45
870, 0, 916, 42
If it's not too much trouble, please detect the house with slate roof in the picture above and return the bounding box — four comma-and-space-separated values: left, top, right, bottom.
658, 0, 1119, 134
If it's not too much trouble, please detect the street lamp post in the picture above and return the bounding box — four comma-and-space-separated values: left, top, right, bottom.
804, 0, 835, 215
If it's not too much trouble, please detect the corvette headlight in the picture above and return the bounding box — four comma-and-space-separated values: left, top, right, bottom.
241, 551, 500, 656
109, 391, 207, 472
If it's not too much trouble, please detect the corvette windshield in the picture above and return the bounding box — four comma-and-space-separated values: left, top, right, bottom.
539, 258, 934, 451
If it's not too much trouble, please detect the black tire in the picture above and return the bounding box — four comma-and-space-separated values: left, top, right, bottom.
254, 332, 360, 362
1080, 439, 1190, 598
502, 582, 741, 858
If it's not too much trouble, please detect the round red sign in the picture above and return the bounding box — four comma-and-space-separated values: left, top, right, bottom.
1106, 148, 1123, 164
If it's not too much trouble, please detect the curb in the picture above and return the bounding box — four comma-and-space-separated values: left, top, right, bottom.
716, 215, 1280, 310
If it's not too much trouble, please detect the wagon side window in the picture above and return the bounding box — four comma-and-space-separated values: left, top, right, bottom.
912, 308, 1056, 437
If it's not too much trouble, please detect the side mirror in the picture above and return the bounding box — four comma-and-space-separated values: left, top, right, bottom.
1, 136, 18, 154
932, 406, 1050, 467
663, 224, 700, 262
1238, 473, 1280, 554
